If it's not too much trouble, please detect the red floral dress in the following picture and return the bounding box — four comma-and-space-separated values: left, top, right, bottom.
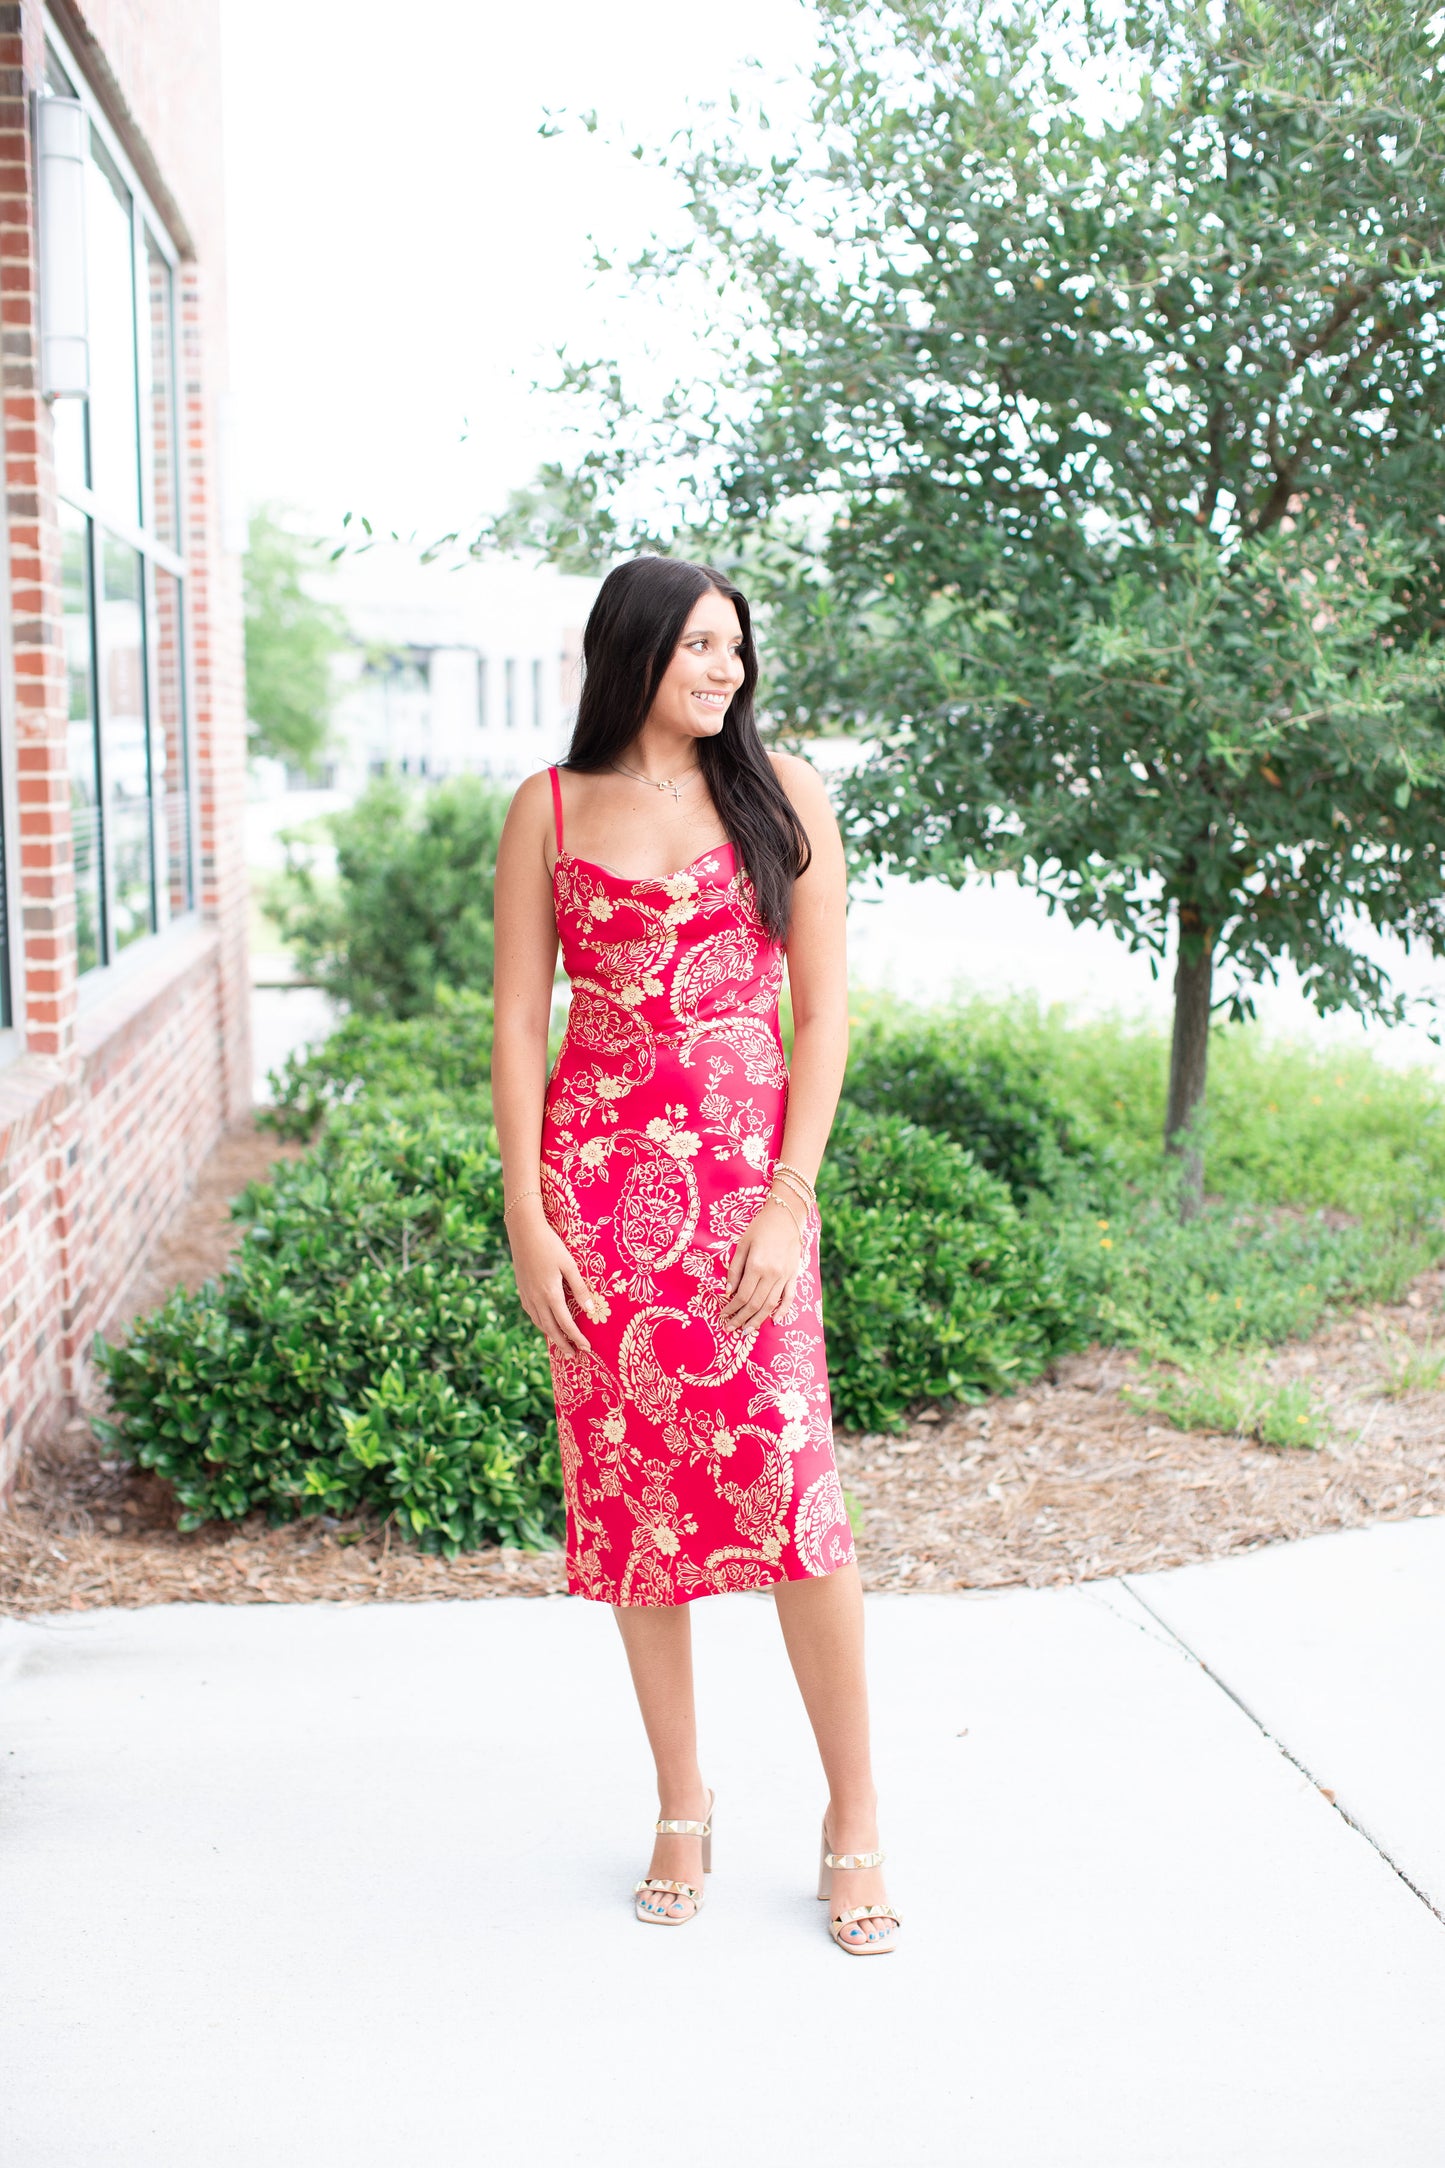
539, 765, 856, 1606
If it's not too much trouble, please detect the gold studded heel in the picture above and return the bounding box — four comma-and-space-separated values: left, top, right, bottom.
817, 1816, 901, 1955
633, 1789, 715, 1925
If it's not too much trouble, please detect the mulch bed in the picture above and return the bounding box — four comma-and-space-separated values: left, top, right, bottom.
3, 1118, 1442, 1615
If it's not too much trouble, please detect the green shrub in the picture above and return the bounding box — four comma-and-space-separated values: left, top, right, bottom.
817, 1103, 1086, 1430
95, 1096, 1087, 1535
269, 774, 509, 1017
93, 1109, 560, 1554
843, 998, 1101, 1201
262, 986, 495, 1141
100, 973, 1445, 1552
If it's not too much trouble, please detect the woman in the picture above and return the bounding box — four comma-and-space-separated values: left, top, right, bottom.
492, 555, 899, 1955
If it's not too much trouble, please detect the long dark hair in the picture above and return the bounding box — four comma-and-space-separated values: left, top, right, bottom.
565, 555, 811, 941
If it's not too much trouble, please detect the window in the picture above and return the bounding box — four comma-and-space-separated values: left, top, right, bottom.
354, 647, 431, 776
361, 649, 429, 699
476, 656, 488, 730
43, 35, 193, 980
504, 659, 516, 729
531, 657, 542, 731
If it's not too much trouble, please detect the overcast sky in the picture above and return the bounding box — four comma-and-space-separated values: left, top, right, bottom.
219, 0, 820, 547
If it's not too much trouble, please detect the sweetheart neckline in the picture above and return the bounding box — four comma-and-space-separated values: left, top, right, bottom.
554, 841, 736, 887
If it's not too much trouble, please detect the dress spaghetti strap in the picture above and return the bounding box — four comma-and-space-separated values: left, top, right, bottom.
548, 764, 565, 855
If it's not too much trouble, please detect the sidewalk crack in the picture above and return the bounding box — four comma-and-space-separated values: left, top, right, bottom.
1118, 1577, 1444, 1930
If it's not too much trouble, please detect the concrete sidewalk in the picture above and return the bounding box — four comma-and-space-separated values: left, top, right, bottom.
3, 1522, 1444, 2168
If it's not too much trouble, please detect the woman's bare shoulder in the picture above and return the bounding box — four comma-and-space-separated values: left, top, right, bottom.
508, 767, 556, 817
499, 766, 561, 871
766, 746, 830, 806
503, 766, 559, 835
766, 746, 836, 831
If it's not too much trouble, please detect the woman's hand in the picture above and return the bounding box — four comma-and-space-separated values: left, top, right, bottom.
507, 1201, 599, 1353
722, 1197, 804, 1335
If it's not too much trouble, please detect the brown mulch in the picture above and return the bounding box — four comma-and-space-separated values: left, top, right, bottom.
835, 1293, 1445, 1591
3, 1118, 1443, 1615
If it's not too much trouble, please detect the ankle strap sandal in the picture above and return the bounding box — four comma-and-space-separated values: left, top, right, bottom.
817, 1817, 902, 1956
634, 1790, 714, 1925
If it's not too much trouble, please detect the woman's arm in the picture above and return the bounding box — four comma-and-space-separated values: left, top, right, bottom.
771, 751, 850, 1186
720, 752, 849, 1334
492, 771, 597, 1352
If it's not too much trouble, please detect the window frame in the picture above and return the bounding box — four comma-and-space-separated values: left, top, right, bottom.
41, 13, 199, 1007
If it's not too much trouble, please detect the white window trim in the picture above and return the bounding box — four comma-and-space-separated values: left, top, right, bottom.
58, 478, 185, 582
42, 14, 182, 272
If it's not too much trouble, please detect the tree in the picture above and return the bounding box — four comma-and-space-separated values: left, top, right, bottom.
540, 0, 1445, 1209
243, 505, 349, 773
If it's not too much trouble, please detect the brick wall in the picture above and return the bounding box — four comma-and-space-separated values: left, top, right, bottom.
0, 0, 247, 1491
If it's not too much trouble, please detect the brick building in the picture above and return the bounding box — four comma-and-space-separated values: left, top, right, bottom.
0, 1, 247, 1487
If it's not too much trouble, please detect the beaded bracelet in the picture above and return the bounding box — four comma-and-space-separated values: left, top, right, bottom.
503, 1188, 543, 1220
771, 1164, 817, 1210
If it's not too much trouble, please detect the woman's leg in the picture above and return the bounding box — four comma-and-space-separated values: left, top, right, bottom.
772, 1562, 898, 1943
612, 1601, 712, 1918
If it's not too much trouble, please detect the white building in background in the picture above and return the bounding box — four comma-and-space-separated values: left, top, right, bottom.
305, 548, 600, 795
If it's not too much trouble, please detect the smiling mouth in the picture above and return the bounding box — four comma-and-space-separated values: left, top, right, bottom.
693, 691, 730, 706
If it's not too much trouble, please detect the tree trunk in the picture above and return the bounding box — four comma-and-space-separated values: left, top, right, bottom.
1165, 902, 1214, 1221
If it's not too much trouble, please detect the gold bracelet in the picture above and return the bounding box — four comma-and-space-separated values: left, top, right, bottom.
763, 1192, 806, 1243
772, 1160, 818, 1202
766, 1162, 814, 1214
503, 1188, 543, 1220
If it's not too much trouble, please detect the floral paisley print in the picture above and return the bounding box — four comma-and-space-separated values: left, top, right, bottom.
540, 765, 856, 1606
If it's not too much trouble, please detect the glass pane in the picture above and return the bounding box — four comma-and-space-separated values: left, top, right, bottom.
86, 131, 142, 527
52, 394, 88, 496
151, 566, 190, 919
142, 232, 177, 546
99, 533, 153, 951
61, 505, 104, 973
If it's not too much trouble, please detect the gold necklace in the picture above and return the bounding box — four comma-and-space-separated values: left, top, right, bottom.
610, 759, 699, 807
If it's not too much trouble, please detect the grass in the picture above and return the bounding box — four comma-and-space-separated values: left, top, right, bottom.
847, 988, 1445, 1374
884, 995, 1445, 1224
1125, 1357, 1332, 1451
1380, 1335, 1445, 1399
1049, 1183, 1434, 1361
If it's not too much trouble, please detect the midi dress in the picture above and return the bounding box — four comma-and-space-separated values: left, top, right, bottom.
539, 764, 857, 1606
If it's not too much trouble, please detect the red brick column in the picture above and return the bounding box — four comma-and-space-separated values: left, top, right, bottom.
0, 2, 86, 1439
1, 0, 76, 1073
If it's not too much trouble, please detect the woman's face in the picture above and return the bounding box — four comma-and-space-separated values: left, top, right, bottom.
645, 588, 746, 746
